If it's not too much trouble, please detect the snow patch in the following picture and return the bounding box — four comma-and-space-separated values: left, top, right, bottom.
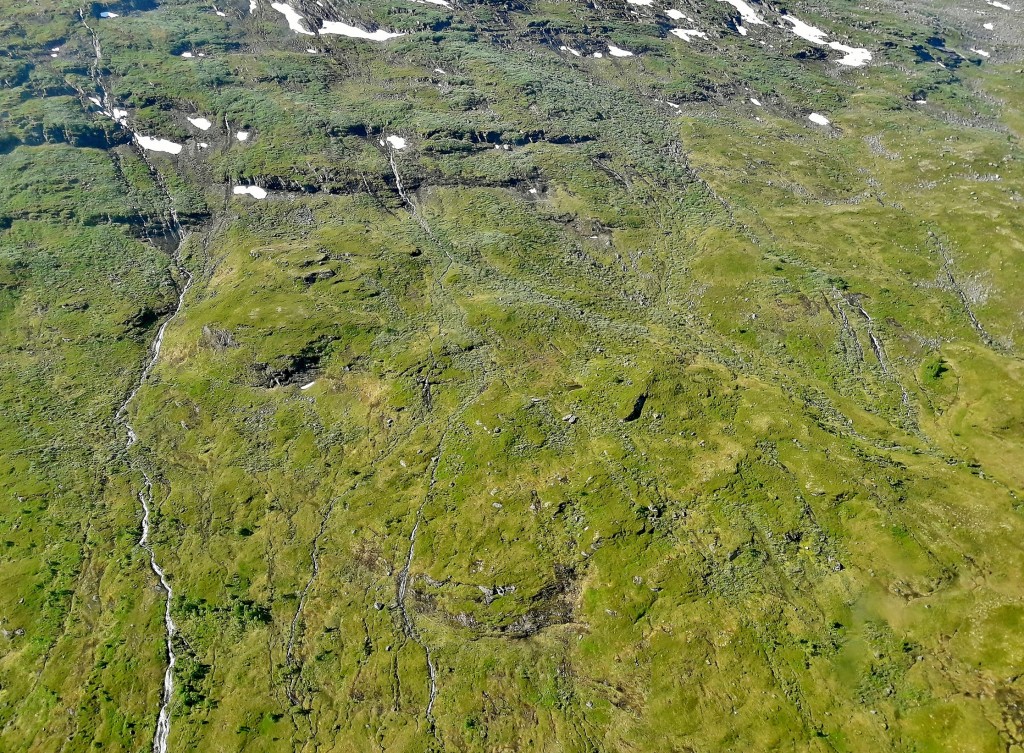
216, 9, 227, 16
665, 9, 688, 20
670, 28, 708, 41
808, 113, 830, 126
111, 107, 128, 121
384, 134, 407, 149
319, 20, 405, 40
983, 22, 994, 29
198, 142, 210, 148
783, 14, 828, 44
828, 42, 871, 67
737, 25, 747, 35
559, 44, 582, 56
300, 381, 316, 390
987, 1, 1012, 8
136, 135, 183, 154
99, 11, 119, 17
971, 48, 991, 57
627, 0, 654, 5
593, 52, 604, 57
270, 2, 314, 34
608, 45, 634, 57
781, 14, 871, 67
236, 131, 250, 141
187, 116, 212, 130
719, 0, 765, 26
181, 51, 194, 58
750, 97, 762, 106
233, 185, 268, 199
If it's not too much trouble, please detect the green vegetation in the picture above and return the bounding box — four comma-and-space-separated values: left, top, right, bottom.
1, 0, 1023, 750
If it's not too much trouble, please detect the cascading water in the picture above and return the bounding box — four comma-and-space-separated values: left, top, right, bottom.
114, 232, 193, 753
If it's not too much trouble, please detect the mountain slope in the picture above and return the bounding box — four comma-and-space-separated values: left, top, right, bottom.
1, 0, 1023, 750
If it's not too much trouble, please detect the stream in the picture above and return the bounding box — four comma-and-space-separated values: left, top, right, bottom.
81, 13, 194, 749
114, 229, 193, 753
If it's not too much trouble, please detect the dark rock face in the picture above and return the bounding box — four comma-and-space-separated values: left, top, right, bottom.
252, 336, 338, 387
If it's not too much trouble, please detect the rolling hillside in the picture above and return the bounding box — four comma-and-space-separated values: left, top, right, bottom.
1, 0, 1023, 750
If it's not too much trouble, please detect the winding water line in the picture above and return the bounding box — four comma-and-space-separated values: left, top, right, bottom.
394, 406, 481, 728
395, 483, 439, 723
82, 10, 187, 747
115, 235, 193, 753
138, 472, 177, 753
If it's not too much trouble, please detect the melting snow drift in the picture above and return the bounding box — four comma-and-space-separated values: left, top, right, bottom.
719, 0, 765, 26
670, 28, 708, 42
233, 185, 268, 199
187, 116, 212, 130
271, 2, 313, 34
808, 113, 830, 126
781, 14, 872, 67
828, 43, 872, 67
136, 135, 183, 154
608, 45, 634, 57
783, 14, 829, 44
272, 1, 404, 40
319, 20, 405, 40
